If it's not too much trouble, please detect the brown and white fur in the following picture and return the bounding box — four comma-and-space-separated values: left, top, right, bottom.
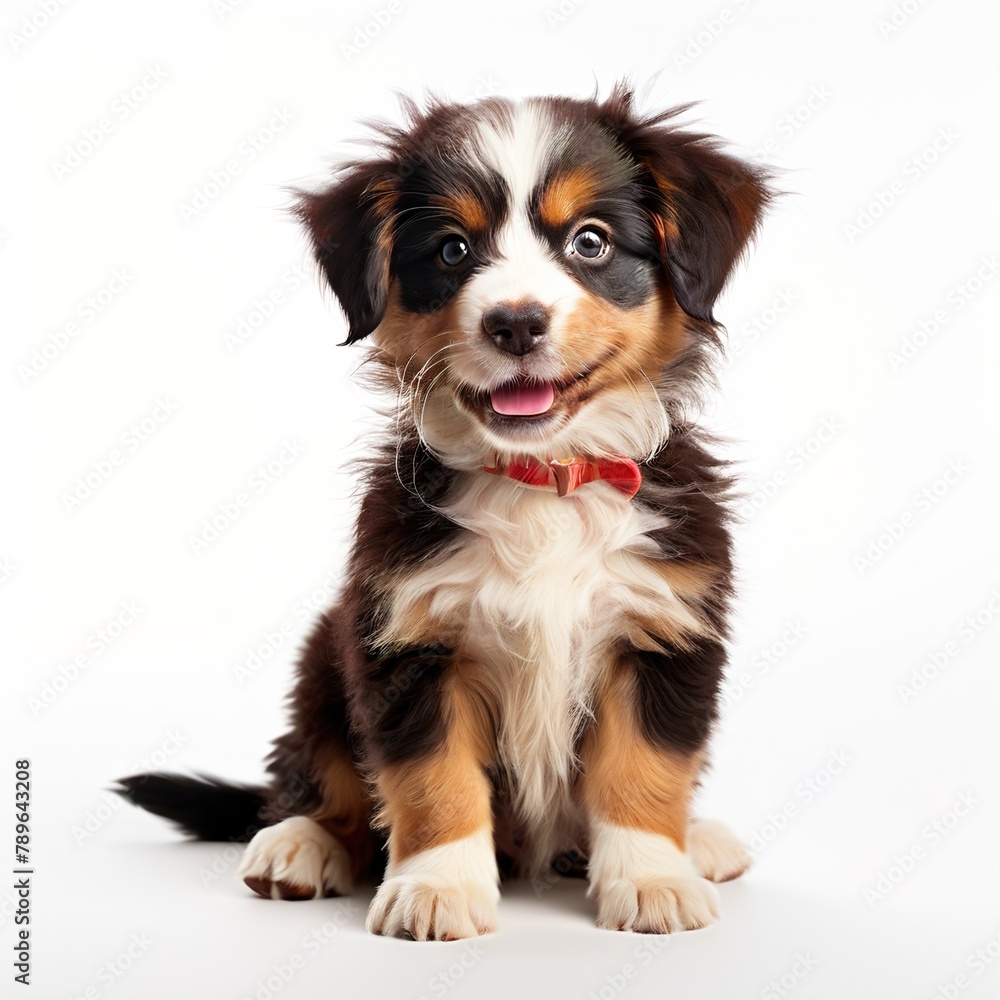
117, 84, 771, 939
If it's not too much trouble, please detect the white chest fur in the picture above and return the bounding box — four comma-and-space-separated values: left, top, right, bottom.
380, 473, 698, 860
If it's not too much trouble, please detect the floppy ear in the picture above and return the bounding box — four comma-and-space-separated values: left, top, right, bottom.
294, 160, 397, 344
602, 92, 772, 324
648, 139, 771, 324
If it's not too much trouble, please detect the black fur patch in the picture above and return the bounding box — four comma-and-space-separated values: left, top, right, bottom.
260, 610, 357, 824
295, 158, 397, 343
352, 640, 453, 767
625, 426, 737, 752
629, 637, 728, 755
392, 169, 509, 315
335, 437, 464, 768
351, 436, 463, 572
530, 139, 662, 310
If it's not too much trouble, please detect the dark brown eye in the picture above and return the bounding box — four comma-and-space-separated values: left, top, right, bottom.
569, 228, 609, 260
440, 236, 469, 266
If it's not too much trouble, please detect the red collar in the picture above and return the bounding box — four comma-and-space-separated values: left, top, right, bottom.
482, 455, 642, 499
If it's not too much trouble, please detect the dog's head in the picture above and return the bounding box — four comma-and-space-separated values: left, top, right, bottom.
296, 85, 770, 464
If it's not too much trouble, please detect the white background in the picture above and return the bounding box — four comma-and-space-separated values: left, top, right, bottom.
3, 0, 999, 997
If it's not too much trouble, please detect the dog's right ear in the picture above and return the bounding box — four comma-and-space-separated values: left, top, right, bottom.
294, 160, 398, 344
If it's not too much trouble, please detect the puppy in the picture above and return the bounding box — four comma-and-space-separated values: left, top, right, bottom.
118, 83, 772, 940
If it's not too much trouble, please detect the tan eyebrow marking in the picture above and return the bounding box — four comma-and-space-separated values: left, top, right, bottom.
429, 190, 489, 231
537, 167, 601, 229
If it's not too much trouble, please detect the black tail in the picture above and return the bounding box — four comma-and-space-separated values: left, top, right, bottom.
113, 772, 268, 842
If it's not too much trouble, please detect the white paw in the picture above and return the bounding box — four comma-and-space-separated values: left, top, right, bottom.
687, 818, 751, 883
594, 874, 719, 933
366, 877, 498, 940
238, 816, 352, 900
588, 821, 719, 934
366, 831, 499, 941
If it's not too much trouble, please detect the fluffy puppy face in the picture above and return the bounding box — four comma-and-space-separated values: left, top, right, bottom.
297, 87, 770, 464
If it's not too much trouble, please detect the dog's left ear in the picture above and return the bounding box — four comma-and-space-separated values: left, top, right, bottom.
644, 138, 771, 325
294, 159, 397, 344
604, 95, 772, 324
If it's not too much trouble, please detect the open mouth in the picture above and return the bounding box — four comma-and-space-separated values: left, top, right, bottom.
489, 379, 557, 417
457, 349, 617, 432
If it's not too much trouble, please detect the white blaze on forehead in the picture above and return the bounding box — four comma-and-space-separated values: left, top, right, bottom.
471, 98, 554, 211
458, 101, 584, 333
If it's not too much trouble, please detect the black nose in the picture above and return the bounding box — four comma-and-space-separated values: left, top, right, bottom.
482, 302, 550, 356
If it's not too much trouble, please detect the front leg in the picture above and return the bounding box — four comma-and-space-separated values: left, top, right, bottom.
363, 654, 498, 940
580, 649, 721, 933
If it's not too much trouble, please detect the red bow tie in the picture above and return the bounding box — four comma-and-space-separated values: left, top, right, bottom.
483, 455, 642, 499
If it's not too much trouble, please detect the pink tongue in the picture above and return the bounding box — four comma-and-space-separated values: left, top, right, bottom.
490, 380, 555, 416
